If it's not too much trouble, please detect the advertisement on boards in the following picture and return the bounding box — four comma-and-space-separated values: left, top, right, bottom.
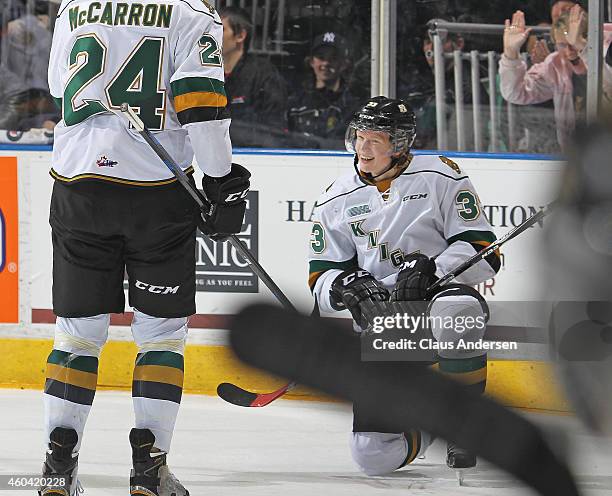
0, 157, 18, 323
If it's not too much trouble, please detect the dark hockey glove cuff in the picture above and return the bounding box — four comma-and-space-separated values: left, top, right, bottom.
198, 203, 246, 241
330, 269, 389, 328
391, 254, 438, 301
202, 163, 251, 205
199, 163, 251, 239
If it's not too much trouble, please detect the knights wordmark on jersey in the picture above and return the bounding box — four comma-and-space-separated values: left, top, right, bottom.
308, 154, 501, 313
49, 0, 229, 186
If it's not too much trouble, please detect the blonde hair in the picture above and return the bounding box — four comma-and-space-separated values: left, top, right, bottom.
551, 10, 588, 43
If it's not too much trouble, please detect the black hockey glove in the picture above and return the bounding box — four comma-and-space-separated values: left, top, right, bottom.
390, 253, 438, 301
330, 269, 389, 328
199, 163, 251, 240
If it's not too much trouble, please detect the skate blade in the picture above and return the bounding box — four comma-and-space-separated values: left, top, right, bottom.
455, 467, 476, 486
456, 469, 465, 485
453, 467, 476, 486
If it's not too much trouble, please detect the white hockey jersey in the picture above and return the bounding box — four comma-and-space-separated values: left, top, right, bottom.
48, 0, 231, 185
308, 154, 501, 313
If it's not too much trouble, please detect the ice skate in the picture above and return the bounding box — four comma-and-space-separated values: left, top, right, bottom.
129, 428, 189, 496
446, 441, 476, 485
39, 427, 82, 496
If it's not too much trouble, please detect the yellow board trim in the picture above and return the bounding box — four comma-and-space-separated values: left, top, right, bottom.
0, 338, 571, 412
46, 363, 97, 390
133, 364, 184, 388
174, 92, 228, 112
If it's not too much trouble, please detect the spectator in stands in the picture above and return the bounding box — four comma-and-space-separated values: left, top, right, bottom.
526, 1, 577, 65
406, 19, 487, 150
0, 12, 58, 130
287, 31, 361, 149
412, 24, 466, 149
220, 6, 288, 147
551, 0, 577, 23
499, 7, 612, 150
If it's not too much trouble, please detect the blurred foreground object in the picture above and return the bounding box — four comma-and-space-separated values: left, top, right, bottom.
229, 303, 580, 496
546, 122, 612, 435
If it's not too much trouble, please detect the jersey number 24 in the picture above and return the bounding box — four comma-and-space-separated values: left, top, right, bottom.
62, 33, 221, 129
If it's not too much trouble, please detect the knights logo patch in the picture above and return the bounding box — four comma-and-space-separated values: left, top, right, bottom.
439, 156, 462, 174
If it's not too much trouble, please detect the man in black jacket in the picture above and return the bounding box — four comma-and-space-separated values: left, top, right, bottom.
287, 31, 362, 149
220, 6, 288, 147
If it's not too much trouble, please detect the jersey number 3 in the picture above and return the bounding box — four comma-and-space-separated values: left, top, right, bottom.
455, 190, 480, 221
64, 34, 165, 129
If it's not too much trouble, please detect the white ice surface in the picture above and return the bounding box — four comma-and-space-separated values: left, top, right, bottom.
2, 389, 612, 495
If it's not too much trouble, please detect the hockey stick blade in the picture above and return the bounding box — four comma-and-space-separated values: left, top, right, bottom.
217, 381, 296, 407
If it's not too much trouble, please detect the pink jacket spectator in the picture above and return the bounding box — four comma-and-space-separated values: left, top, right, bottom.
499, 24, 612, 149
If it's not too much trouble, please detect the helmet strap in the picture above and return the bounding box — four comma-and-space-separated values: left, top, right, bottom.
354, 152, 412, 186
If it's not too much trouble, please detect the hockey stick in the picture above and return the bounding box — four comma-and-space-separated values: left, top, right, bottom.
427, 202, 554, 293
219, 202, 553, 404
120, 103, 298, 407
359, 203, 555, 333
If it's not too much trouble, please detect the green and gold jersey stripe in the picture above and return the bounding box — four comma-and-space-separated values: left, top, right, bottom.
447, 230, 497, 245
447, 230, 501, 271
174, 92, 228, 113
170, 77, 226, 97
133, 364, 184, 388
308, 256, 358, 290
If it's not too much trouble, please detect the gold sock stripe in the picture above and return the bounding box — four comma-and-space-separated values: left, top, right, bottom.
133, 364, 184, 388
46, 363, 97, 390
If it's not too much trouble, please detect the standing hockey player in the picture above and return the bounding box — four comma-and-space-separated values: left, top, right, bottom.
308, 96, 501, 479
41, 1, 250, 495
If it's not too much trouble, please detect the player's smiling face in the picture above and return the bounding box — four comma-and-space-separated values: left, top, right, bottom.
355, 129, 393, 176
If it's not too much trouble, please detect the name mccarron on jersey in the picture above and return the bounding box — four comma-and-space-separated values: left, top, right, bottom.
68, 2, 174, 31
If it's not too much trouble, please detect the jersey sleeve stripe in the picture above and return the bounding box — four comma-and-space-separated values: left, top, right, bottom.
447, 230, 496, 245
52, 97, 62, 111
174, 91, 227, 112
175, 106, 230, 125
308, 271, 325, 289
171, 77, 229, 124
170, 77, 226, 97
308, 256, 358, 289
447, 230, 501, 273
